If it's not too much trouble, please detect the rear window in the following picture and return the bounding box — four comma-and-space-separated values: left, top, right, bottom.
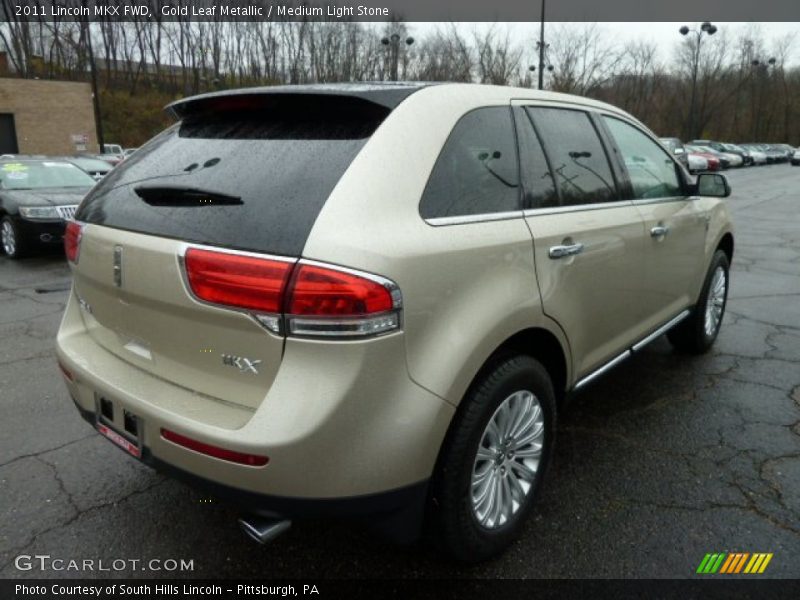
76, 97, 388, 256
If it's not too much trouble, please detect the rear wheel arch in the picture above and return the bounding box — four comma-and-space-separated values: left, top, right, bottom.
488, 328, 568, 405
432, 327, 568, 477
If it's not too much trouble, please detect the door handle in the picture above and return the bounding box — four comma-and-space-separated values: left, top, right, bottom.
650, 225, 670, 238
549, 243, 584, 259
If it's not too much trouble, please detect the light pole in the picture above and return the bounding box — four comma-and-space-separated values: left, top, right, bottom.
751, 57, 776, 140
381, 33, 414, 82
536, 0, 547, 90
528, 61, 554, 89
679, 21, 718, 140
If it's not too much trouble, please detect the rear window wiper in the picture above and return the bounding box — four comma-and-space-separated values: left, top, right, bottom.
134, 185, 242, 207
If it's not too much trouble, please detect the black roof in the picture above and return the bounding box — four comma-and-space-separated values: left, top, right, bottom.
167, 82, 434, 119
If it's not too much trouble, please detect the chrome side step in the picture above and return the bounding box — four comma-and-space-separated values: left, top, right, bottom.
631, 310, 690, 352
573, 309, 691, 391
238, 516, 292, 544
574, 350, 631, 391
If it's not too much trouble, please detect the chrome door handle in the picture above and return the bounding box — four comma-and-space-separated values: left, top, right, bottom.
549, 243, 584, 259
650, 225, 670, 238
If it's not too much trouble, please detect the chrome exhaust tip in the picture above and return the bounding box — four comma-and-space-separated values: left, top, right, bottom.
238, 516, 292, 544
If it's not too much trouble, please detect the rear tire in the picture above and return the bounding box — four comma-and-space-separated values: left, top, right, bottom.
1, 216, 31, 259
667, 249, 729, 354
429, 355, 556, 563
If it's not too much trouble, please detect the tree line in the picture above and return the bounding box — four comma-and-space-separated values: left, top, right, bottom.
1, 11, 798, 146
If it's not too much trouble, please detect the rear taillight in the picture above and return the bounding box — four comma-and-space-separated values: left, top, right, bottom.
287, 264, 394, 315
182, 247, 402, 338
64, 221, 83, 263
161, 428, 269, 467
184, 248, 294, 314
285, 262, 401, 337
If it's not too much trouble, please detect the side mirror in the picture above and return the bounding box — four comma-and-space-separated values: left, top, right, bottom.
695, 173, 731, 198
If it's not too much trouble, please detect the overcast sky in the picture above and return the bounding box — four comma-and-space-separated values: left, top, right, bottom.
408, 22, 800, 66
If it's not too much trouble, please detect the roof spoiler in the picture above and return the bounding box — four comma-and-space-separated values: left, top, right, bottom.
166, 85, 424, 120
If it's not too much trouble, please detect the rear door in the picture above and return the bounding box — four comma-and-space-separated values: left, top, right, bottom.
72, 96, 387, 410
514, 104, 647, 380
599, 115, 707, 331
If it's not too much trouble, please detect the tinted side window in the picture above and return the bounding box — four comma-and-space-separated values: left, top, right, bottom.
420, 107, 520, 219
604, 117, 682, 200
514, 109, 558, 209
526, 107, 617, 207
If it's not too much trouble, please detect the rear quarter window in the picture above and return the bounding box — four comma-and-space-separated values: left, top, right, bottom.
419, 107, 520, 220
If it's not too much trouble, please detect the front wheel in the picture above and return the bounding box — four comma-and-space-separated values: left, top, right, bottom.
668, 249, 730, 353
429, 355, 556, 562
1, 216, 31, 259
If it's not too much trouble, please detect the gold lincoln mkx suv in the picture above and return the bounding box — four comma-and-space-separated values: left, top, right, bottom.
56, 83, 733, 562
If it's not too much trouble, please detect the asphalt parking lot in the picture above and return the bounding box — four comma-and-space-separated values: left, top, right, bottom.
1, 165, 799, 579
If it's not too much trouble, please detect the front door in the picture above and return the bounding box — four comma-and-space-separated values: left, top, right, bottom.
600, 115, 707, 332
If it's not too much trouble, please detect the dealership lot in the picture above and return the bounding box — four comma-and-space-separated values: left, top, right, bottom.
1, 165, 798, 578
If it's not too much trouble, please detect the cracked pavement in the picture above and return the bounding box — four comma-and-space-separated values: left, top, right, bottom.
1, 166, 798, 579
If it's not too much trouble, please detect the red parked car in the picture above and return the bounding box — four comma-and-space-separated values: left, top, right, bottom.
686, 145, 721, 171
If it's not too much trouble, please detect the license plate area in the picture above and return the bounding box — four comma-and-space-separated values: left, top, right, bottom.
95, 396, 143, 459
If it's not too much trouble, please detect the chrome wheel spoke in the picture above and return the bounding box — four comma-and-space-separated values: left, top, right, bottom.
513, 443, 543, 459
510, 459, 538, 482
475, 445, 496, 462
513, 421, 545, 449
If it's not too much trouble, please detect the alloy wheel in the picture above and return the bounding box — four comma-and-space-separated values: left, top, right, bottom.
1, 220, 16, 256
704, 266, 727, 337
471, 390, 545, 529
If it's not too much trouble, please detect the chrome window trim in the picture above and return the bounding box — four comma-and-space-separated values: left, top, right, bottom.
631, 196, 690, 206
425, 210, 524, 227
523, 199, 634, 218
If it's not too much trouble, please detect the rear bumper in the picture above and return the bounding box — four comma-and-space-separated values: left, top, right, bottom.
71, 397, 429, 541
57, 288, 454, 502
69, 399, 427, 517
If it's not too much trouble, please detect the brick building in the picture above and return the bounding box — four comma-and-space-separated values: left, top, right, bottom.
0, 78, 99, 155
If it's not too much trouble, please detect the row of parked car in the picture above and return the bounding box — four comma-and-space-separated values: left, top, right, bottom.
0, 152, 131, 258
659, 138, 800, 172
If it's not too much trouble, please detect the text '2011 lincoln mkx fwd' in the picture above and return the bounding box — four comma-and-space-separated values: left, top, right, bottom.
56, 83, 733, 562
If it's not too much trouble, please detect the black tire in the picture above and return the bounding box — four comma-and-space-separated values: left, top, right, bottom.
1, 215, 32, 259
429, 355, 556, 563
667, 249, 730, 354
